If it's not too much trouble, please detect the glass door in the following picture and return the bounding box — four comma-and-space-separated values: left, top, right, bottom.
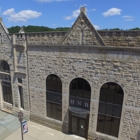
72, 116, 78, 134
71, 116, 86, 137
78, 118, 86, 137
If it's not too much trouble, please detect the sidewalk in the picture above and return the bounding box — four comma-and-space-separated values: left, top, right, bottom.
0, 111, 85, 140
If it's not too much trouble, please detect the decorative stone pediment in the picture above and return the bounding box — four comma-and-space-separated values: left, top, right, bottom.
61, 9, 105, 46
0, 18, 11, 44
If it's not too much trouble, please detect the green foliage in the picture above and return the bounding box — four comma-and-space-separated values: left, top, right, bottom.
8, 26, 21, 33
109, 28, 122, 30
102, 28, 140, 31
8, 26, 140, 33
102, 28, 122, 30
8, 25, 70, 33
129, 27, 140, 30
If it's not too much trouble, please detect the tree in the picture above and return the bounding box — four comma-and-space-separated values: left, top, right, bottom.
8, 26, 70, 33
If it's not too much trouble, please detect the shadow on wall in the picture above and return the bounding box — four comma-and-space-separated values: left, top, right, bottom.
62, 110, 69, 134
137, 130, 140, 140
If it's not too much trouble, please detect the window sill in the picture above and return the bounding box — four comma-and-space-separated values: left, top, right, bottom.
14, 71, 26, 76
46, 117, 62, 124
1, 108, 12, 114
20, 107, 25, 111
3, 101, 13, 106
95, 132, 118, 140
2, 102, 13, 114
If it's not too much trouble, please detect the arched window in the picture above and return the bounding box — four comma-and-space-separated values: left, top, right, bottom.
70, 78, 91, 109
0, 61, 10, 73
97, 82, 124, 137
0, 61, 13, 104
69, 78, 91, 138
46, 74, 62, 121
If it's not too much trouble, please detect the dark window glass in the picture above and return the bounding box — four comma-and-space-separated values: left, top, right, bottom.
46, 74, 62, 93
113, 105, 122, 117
0, 74, 11, 81
18, 78, 22, 84
0, 61, 10, 73
71, 80, 76, 89
52, 103, 57, 119
19, 86, 24, 109
97, 82, 124, 137
105, 103, 113, 116
111, 118, 120, 137
97, 114, 104, 133
70, 78, 91, 98
103, 116, 112, 135
77, 78, 84, 89
2, 82, 13, 104
0, 61, 12, 104
57, 105, 62, 121
85, 81, 90, 91
47, 102, 62, 121
46, 74, 62, 121
47, 102, 51, 118
99, 102, 106, 114
69, 78, 91, 110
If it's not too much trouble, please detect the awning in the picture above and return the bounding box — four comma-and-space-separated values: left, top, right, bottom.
69, 106, 89, 115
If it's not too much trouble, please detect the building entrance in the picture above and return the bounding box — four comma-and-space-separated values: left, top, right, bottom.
69, 112, 89, 138
69, 78, 91, 139
72, 116, 86, 137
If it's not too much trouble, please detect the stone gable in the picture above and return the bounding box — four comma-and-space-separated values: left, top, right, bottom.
0, 19, 11, 44
61, 12, 106, 46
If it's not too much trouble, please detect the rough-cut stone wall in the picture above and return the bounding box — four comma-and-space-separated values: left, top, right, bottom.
0, 49, 13, 112
26, 32, 67, 45
0, 21, 30, 119
0, 22, 11, 44
11, 30, 140, 47
95, 31, 140, 47
27, 45, 140, 140
12, 44, 30, 118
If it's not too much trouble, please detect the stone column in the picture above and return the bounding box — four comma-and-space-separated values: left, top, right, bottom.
88, 99, 99, 140
62, 81, 69, 133
12, 34, 17, 72
0, 80, 3, 109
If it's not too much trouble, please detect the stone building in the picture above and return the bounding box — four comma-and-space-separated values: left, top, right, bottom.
0, 7, 140, 140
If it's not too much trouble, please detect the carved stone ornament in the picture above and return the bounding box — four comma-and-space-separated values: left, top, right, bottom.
61, 12, 105, 46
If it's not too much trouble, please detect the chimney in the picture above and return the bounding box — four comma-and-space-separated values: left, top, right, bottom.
80, 7, 86, 14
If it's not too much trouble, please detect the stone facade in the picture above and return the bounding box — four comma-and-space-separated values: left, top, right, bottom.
0, 7, 140, 140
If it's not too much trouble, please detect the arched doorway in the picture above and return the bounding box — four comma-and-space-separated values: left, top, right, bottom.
46, 74, 62, 121
69, 78, 91, 138
97, 82, 124, 137
0, 61, 13, 104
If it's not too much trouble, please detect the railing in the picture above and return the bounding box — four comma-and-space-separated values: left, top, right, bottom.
69, 96, 90, 110
46, 90, 62, 104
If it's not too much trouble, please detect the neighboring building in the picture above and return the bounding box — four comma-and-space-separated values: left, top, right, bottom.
0, 7, 140, 140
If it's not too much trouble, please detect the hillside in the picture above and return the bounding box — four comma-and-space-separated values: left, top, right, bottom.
8, 26, 70, 33
7, 26, 140, 34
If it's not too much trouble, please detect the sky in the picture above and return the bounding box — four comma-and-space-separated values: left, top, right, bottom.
0, 0, 140, 30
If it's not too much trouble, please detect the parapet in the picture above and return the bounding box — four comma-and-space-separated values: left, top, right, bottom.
98, 30, 140, 47
8, 30, 140, 47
